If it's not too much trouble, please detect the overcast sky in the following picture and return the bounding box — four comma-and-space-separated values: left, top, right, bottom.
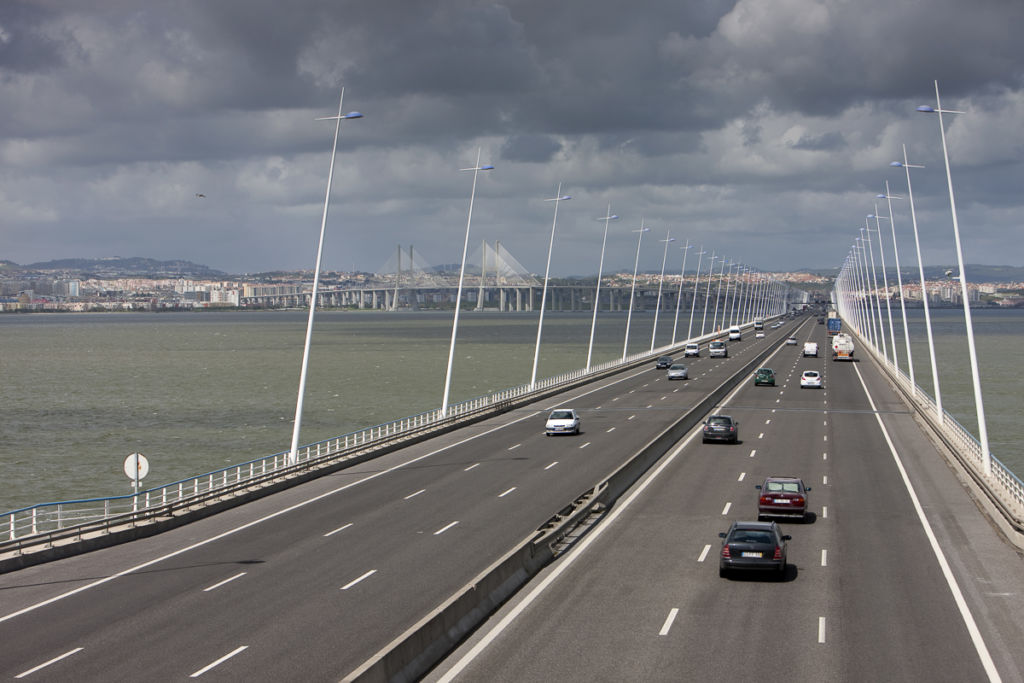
1, 0, 1022, 277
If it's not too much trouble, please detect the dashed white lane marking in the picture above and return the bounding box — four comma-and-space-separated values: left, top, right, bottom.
607, 427, 616, 433
203, 572, 247, 592
698, 544, 711, 562
823, 435, 828, 442
404, 489, 426, 500
823, 452, 828, 460
628, 415, 636, 420
544, 461, 558, 470
341, 569, 377, 590
508, 443, 521, 451
822, 549, 828, 567
659, 608, 680, 636
660, 396, 667, 401
823, 475, 828, 485
818, 617, 826, 644
749, 449, 757, 458
15, 648, 84, 679
738, 472, 746, 482
579, 442, 591, 449
325, 522, 353, 537
765, 419, 771, 424
822, 506, 828, 519
758, 433, 764, 439
721, 502, 732, 515
434, 521, 459, 536
464, 463, 480, 471
190, 646, 248, 678
646, 404, 654, 408
498, 487, 516, 498
612, 397, 620, 401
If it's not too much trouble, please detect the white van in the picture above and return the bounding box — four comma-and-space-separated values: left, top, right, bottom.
683, 343, 700, 357
728, 326, 742, 341
709, 340, 728, 358
803, 342, 818, 357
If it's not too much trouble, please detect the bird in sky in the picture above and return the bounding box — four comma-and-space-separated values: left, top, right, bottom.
195, 193, 206, 198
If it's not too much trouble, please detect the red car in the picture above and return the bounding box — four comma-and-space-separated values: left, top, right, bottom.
756, 477, 810, 521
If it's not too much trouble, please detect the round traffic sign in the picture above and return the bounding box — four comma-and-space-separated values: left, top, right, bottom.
124, 452, 150, 481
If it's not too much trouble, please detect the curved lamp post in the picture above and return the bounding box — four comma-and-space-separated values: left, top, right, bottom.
700, 252, 717, 336
586, 206, 618, 370
289, 90, 362, 464
530, 185, 571, 389
874, 186, 913, 385
441, 149, 494, 417
687, 248, 705, 340
918, 80, 991, 476
867, 207, 897, 368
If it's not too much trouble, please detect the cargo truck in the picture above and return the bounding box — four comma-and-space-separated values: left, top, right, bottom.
826, 308, 841, 336
832, 333, 854, 361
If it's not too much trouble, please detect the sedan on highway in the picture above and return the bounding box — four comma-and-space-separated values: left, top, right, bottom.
545, 409, 580, 436
754, 368, 776, 386
703, 415, 739, 443
667, 363, 689, 380
755, 330, 765, 338
800, 370, 822, 389
786, 336, 798, 345
719, 520, 790, 578
656, 355, 674, 369
756, 476, 811, 521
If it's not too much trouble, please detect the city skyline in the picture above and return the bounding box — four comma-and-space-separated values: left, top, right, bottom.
1, 2, 1023, 277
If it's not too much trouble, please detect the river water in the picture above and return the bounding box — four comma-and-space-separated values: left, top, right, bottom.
1, 307, 1021, 512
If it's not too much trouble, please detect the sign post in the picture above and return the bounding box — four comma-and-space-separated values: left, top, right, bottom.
123, 452, 150, 512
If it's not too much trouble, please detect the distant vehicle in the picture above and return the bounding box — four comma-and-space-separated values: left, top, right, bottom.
709, 340, 728, 358
756, 477, 811, 521
703, 414, 739, 443
832, 333, 855, 361
667, 363, 689, 380
786, 336, 798, 345
754, 368, 776, 386
719, 520, 790, 578
656, 355, 674, 369
755, 330, 765, 339
545, 408, 580, 436
753, 319, 764, 330
817, 317, 825, 325
683, 343, 700, 357
728, 326, 742, 341
827, 309, 842, 336
800, 370, 822, 388
803, 342, 818, 357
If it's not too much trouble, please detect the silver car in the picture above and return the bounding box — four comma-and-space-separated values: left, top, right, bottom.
545, 408, 581, 435
667, 363, 689, 380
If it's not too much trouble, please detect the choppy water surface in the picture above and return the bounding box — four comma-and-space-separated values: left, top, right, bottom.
2, 308, 1021, 511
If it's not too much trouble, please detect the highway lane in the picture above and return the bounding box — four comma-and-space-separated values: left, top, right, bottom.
428, 320, 1024, 682
0, 320, 801, 680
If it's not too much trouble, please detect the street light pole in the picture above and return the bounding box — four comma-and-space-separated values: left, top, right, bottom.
651, 231, 675, 351
687, 247, 705, 341
289, 89, 362, 465
531, 184, 571, 389
671, 241, 693, 345
586, 206, 618, 371
892, 148, 942, 415
622, 221, 650, 360
919, 80, 991, 476
700, 252, 717, 336
441, 149, 494, 417
868, 207, 898, 368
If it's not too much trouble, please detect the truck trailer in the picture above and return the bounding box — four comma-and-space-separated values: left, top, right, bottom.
832, 333, 854, 361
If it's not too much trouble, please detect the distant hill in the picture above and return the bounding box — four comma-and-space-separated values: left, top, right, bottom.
19, 257, 227, 278
796, 264, 1024, 283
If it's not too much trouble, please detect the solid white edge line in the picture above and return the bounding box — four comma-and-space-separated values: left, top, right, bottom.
658, 608, 679, 636
189, 645, 248, 678
341, 569, 377, 590
852, 362, 1001, 682
202, 572, 247, 592
15, 647, 84, 679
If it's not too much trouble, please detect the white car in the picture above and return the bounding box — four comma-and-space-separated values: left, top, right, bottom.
683, 343, 700, 357
800, 370, 822, 388
755, 331, 765, 338
786, 336, 798, 345
545, 408, 581, 435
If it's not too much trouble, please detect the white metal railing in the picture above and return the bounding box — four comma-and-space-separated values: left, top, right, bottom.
2, 324, 754, 546
850, 324, 1024, 522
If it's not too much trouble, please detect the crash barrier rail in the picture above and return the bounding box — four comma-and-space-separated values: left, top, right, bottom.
1, 320, 770, 559
842, 326, 1024, 527
343, 316, 797, 682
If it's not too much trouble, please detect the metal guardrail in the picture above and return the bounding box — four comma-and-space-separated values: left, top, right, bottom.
847, 328, 1024, 524
2, 325, 754, 551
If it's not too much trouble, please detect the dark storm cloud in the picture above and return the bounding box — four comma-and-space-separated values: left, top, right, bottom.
0, 0, 1023, 275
